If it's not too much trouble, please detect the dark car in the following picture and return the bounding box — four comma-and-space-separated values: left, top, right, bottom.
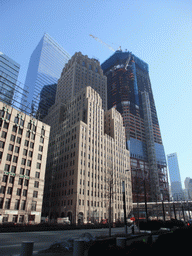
187, 219, 192, 227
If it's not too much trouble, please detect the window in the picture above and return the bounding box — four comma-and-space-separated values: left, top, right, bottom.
26, 131, 30, 138
0, 186, 6, 194
30, 142, 34, 149
6, 112, 10, 120
23, 189, 27, 197
11, 165, 16, 173
2, 175, 8, 182
27, 123, 32, 129
40, 137, 44, 143
3, 122, 9, 129
0, 197, 3, 208
20, 168, 24, 175
34, 181, 39, 188
19, 215, 24, 223
20, 200, 26, 210
12, 214, 18, 223
24, 179, 29, 186
16, 137, 21, 144
39, 145, 43, 152
21, 158, 26, 165
14, 199, 20, 210
13, 156, 18, 163
10, 135, 15, 142
29, 151, 33, 158
35, 172, 40, 178
26, 169, 30, 176
33, 191, 38, 198
24, 140, 29, 147
15, 146, 20, 154
18, 178, 23, 185
31, 133, 35, 140
1, 131, 7, 139
16, 188, 21, 196
36, 163, 41, 169
6, 154, 12, 161
14, 117, 19, 124
4, 198, 11, 209
23, 149, 27, 156
27, 160, 31, 167
37, 154, 42, 160
20, 119, 24, 127
18, 128, 23, 135
12, 126, 17, 133
8, 144, 14, 151
9, 176, 14, 184
31, 201, 37, 211
0, 141, 5, 148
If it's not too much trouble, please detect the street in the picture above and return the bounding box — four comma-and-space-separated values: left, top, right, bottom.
0, 226, 136, 255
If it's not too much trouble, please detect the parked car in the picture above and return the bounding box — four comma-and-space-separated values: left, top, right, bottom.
187, 219, 192, 227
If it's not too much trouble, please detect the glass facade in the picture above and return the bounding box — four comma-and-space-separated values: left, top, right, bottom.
21, 33, 70, 117
167, 153, 183, 200
38, 83, 57, 120
0, 52, 20, 106
101, 51, 169, 202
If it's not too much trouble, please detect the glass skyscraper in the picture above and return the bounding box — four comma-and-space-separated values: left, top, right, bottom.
0, 52, 20, 106
22, 33, 71, 117
101, 50, 169, 202
167, 153, 183, 201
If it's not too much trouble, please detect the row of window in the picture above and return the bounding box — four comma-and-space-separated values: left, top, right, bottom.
0, 197, 37, 211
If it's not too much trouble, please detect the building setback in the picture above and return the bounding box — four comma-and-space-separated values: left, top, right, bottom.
56, 52, 107, 111
42, 86, 132, 224
21, 33, 70, 117
0, 52, 20, 106
101, 50, 169, 202
0, 101, 50, 223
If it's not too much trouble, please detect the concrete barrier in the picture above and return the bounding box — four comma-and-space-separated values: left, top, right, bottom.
20, 241, 34, 256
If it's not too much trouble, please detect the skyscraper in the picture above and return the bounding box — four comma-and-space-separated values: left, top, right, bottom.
101, 50, 169, 202
167, 153, 183, 201
0, 52, 20, 106
42, 52, 132, 224
55, 52, 107, 110
22, 33, 70, 117
42, 86, 132, 224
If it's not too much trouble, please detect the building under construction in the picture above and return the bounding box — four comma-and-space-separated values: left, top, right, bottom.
101, 50, 169, 203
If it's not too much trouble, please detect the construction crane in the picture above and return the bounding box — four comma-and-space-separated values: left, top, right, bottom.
124, 52, 132, 70
90, 34, 122, 52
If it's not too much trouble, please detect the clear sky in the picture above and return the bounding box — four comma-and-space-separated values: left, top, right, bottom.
1, 0, 192, 187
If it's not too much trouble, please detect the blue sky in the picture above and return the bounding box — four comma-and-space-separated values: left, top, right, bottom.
1, 0, 192, 187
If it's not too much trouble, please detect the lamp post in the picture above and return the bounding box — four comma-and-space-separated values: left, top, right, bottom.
122, 169, 130, 235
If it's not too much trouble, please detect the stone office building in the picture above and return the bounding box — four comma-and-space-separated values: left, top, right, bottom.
0, 102, 50, 223
42, 87, 132, 224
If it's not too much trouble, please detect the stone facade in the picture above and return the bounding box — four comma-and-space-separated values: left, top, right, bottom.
43, 87, 132, 224
0, 102, 50, 223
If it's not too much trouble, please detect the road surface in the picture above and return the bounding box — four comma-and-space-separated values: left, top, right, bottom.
0, 226, 138, 255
